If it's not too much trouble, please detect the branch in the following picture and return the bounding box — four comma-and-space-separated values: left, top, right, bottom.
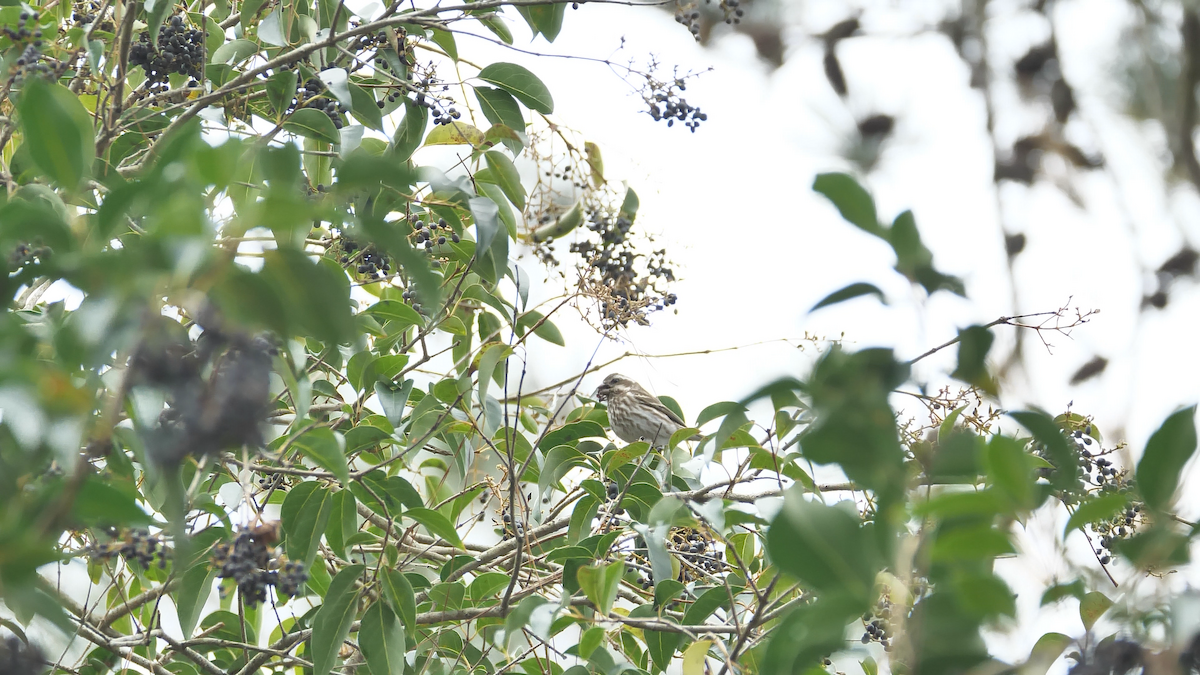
907, 302, 1098, 366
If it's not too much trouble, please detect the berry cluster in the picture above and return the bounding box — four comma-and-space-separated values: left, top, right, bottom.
72, 1, 102, 25
644, 78, 706, 132
129, 16, 204, 93
87, 528, 168, 569
433, 106, 462, 126
286, 75, 349, 129
0, 634, 46, 675
568, 207, 678, 328
859, 596, 895, 651
211, 526, 307, 604
2, 11, 42, 44
673, 5, 702, 37
1094, 501, 1142, 565
413, 216, 459, 250
669, 527, 723, 582
257, 472, 289, 491
4, 13, 49, 80
336, 237, 392, 280
499, 510, 526, 540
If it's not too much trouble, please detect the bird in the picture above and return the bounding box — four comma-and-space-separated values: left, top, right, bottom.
594, 373, 700, 448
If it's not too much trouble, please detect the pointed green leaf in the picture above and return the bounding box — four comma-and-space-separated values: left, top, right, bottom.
810, 282, 886, 312
284, 108, 341, 144
812, 172, 883, 237
404, 508, 465, 549
17, 80, 95, 190
474, 86, 525, 131
311, 565, 365, 675
360, 600, 405, 675
1079, 591, 1112, 631
476, 62, 554, 114
577, 560, 624, 615
1135, 406, 1198, 512
382, 568, 416, 641
485, 150, 525, 209
294, 427, 349, 485
267, 69, 298, 120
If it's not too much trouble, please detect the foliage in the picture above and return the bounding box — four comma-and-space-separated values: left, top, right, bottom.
0, 1, 1199, 675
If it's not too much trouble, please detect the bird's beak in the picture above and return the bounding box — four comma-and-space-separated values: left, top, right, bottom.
594, 383, 608, 399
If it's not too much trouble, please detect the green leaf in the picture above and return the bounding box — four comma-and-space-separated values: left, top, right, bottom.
525, 3, 567, 41
810, 282, 887, 312
1078, 591, 1112, 631
348, 82, 385, 131
485, 150, 526, 209
620, 187, 640, 221
502, 596, 550, 649
890, 210, 966, 296
516, 310, 564, 345
174, 528, 225, 638
477, 62, 554, 114
531, 200, 583, 242
477, 14, 513, 44
986, 434, 1038, 511
1064, 492, 1128, 537
577, 560, 624, 615
695, 401, 748, 427
645, 622, 682, 673
280, 481, 333, 568
267, 69, 298, 120
325, 489, 358, 557
812, 172, 882, 237
424, 122, 486, 147
392, 99, 429, 162
1135, 406, 1198, 512
430, 27, 458, 60
258, 248, 356, 344
365, 299, 424, 329
382, 568, 416, 641
359, 600, 405, 675
311, 565, 365, 675
765, 487, 879, 606
17, 79, 95, 190
1025, 632, 1074, 675
474, 86, 525, 131
930, 525, 1014, 561
211, 38, 258, 64
540, 420, 607, 451
653, 579, 686, 608
471, 194, 501, 250
682, 586, 736, 625
293, 427, 349, 485
578, 626, 605, 659
950, 325, 995, 392
539, 445, 592, 495
468, 572, 512, 602
72, 476, 151, 525
404, 508, 465, 549
1010, 410, 1079, 492
284, 108, 341, 144
375, 379, 413, 427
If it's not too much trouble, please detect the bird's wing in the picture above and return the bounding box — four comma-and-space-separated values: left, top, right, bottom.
648, 394, 687, 428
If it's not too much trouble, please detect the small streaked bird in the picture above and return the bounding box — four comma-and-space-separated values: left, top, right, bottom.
594, 373, 700, 448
